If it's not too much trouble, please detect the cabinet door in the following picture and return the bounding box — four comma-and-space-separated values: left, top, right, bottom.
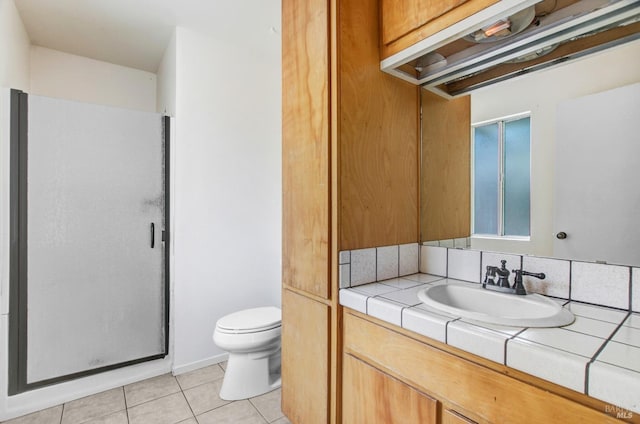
282, 0, 330, 298
421, 90, 470, 241
282, 289, 329, 423
343, 354, 437, 423
381, 0, 468, 45
443, 409, 477, 424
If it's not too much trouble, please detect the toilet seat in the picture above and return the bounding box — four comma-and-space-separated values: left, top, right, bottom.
216, 306, 281, 334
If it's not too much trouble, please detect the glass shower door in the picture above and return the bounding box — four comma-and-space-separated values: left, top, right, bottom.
14, 93, 168, 389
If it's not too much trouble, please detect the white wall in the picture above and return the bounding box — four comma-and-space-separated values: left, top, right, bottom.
156, 30, 176, 116
30, 46, 156, 112
172, 27, 282, 372
470, 39, 640, 257
0, 0, 30, 90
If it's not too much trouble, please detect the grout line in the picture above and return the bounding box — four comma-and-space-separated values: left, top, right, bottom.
584, 311, 631, 394
629, 266, 633, 311
568, 260, 573, 302
504, 328, 528, 366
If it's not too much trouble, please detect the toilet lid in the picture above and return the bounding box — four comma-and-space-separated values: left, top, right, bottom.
216, 306, 281, 334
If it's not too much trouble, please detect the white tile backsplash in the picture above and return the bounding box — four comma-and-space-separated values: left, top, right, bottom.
419, 246, 447, 276
399, 243, 419, 276
633, 267, 639, 313
522, 256, 570, 299
481, 252, 522, 285
350, 248, 376, 287
454, 238, 469, 248
439, 239, 455, 248
339, 250, 351, 265
377, 245, 399, 281
447, 249, 481, 283
339, 264, 350, 288
571, 262, 630, 309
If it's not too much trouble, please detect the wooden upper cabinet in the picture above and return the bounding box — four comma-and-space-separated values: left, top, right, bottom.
380, 0, 500, 59
381, 0, 468, 45
339, 0, 420, 250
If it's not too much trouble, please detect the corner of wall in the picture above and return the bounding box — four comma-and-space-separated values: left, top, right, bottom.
156, 28, 177, 116
0, 0, 31, 91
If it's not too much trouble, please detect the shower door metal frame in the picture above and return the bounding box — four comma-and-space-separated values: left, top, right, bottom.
8, 89, 171, 395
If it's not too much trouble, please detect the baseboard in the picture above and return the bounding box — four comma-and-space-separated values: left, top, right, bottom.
172, 352, 229, 376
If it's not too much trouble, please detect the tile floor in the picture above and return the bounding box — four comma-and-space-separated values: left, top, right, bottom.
2, 363, 290, 424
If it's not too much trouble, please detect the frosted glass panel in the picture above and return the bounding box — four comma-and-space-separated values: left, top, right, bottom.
473, 123, 499, 235
503, 118, 530, 236
26, 95, 165, 383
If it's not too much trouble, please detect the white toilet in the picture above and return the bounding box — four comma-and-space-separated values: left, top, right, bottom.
213, 306, 282, 400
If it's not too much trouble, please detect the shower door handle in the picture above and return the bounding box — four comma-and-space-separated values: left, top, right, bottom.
150, 222, 155, 248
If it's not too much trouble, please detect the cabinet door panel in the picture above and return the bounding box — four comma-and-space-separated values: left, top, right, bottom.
282, 289, 329, 423
421, 91, 470, 241
282, 0, 330, 298
343, 353, 437, 423
382, 0, 468, 45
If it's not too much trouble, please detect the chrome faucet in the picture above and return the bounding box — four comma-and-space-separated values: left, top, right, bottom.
482, 259, 546, 295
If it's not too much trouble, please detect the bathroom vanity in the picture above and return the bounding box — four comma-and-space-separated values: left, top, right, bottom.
340, 274, 639, 423
342, 308, 621, 423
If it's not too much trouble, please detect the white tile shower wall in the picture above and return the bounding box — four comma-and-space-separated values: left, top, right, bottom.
447, 249, 481, 283
571, 262, 630, 309
633, 267, 639, 312
522, 256, 570, 299
377, 245, 399, 281
399, 243, 419, 276
419, 246, 447, 277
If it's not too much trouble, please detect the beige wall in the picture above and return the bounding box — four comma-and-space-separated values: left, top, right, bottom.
30, 46, 157, 112
0, 0, 30, 90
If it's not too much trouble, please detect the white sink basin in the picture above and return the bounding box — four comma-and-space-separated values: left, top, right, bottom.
417, 284, 575, 327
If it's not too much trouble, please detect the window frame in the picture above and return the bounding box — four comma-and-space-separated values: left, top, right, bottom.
471, 111, 531, 239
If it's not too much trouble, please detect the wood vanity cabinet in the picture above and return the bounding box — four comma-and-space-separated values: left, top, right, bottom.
343, 309, 623, 424
380, 0, 499, 59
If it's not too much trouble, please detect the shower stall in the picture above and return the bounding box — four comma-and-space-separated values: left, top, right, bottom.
8, 90, 169, 394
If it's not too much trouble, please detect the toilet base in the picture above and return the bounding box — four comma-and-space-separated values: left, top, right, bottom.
219, 346, 281, 400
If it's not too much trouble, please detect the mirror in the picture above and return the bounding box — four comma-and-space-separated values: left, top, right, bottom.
420, 38, 640, 267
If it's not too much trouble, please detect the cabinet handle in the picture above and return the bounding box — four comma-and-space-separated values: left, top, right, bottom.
150, 222, 155, 248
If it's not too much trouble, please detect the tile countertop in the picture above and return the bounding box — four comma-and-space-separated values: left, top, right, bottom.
339, 273, 640, 415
